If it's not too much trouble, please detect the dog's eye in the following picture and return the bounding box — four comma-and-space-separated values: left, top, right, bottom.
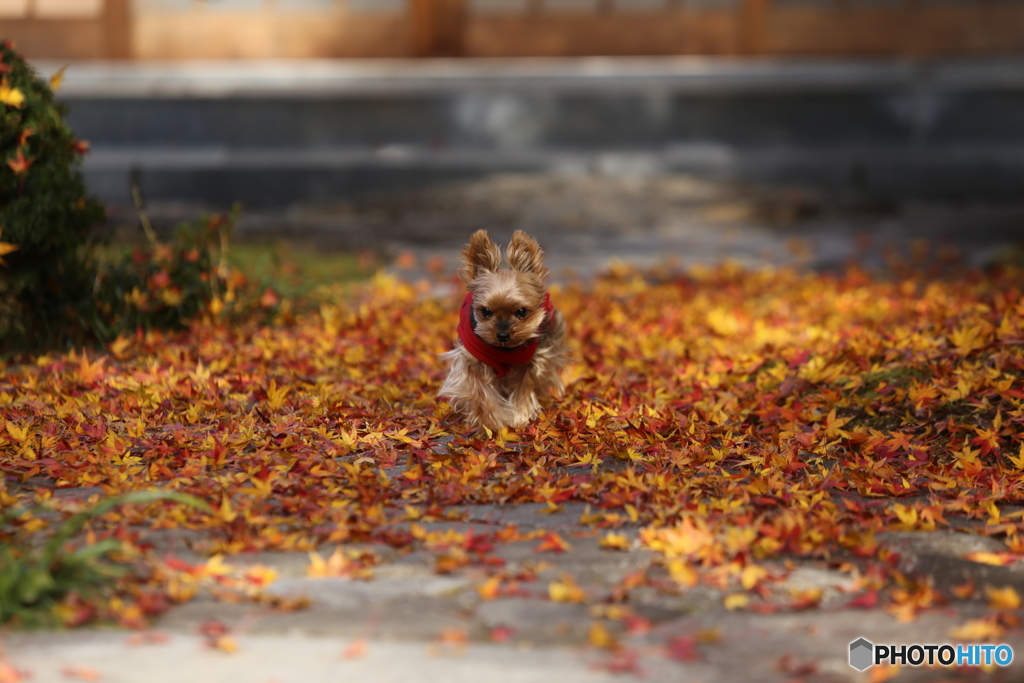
479, 307, 493, 318
515, 308, 529, 318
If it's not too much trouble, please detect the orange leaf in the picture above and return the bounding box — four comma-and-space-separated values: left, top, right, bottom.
966, 552, 1021, 567
535, 532, 571, 553
341, 638, 368, 659
868, 664, 900, 683
60, 666, 102, 681
0, 661, 27, 683
6, 149, 32, 175
587, 621, 616, 649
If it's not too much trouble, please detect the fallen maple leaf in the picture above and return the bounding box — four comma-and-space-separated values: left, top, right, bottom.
59, 665, 102, 681
966, 552, 1022, 566
125, 631, 170, 646
723, 593, 749, 611
0, 661, 27, 683
436, 626, 468, 651
599, 532, 630, 551
622, 614, 652, 636
535, 532, 571, 553
985, 585, 1021, 610
951, 617, 1006, 641
740, 564, 767, 590
477, 576, 502, 600
665, 635, 699, 662
868, 664, 900, 683
777, 653, 817, 676
594, 648, 643, 675
211, 636, 239, 654
587, 621, 616, 649
341, 638, 368, 659
198, 619, 238, 653
549, 576, 586, 603
490, 626, 515, 643
845, 591, 879, 609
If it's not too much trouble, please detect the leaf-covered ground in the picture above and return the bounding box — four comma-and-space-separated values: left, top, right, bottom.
2, 260, 1024, 631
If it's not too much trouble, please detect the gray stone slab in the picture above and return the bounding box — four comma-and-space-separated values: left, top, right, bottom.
476, 598, 594, 645
4, 632, 632, 683
265, 575, 474, 606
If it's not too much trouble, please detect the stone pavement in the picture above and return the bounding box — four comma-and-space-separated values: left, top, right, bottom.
10, 178, 1024, 682
5, 503, 1024, 682
252, 172, 1024, 280
117, 171, 1024, 280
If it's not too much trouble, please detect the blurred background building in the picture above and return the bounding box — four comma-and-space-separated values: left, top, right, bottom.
5, 1, 1024, 266
4, 0, 1024, 60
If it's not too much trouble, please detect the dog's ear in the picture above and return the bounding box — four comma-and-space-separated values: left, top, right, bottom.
459, 230, 502, 284
506, 230, 547, 279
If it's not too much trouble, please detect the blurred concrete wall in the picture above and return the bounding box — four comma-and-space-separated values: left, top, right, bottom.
37, 58, 1024, 208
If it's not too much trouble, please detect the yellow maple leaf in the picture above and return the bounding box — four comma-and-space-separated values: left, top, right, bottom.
307, 548, 347, 578
723, 593, 748, 611
985, 585, 1021, 610
212, 635, 239, 653
599, 532, 630, 551
4, 421, 28, 442
0, 84, 24, 108
948, 322, 989, 356
202, 554, 234, 578
966, 552, 1015, 566
49, 65, 68, 91
740, 564, 767, 590
666, 558, 699, 588
951, 618, 1006, 641
244, 564, 277, 588
549, 576, 586, 603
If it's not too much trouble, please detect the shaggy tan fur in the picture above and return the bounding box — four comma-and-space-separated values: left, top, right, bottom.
440, 230, 569, 432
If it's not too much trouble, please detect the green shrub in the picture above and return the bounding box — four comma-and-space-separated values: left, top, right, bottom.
93, 207, 283, 337
0, 490, 209, 627
0, 41, 105, 351
1, 42, 293, 354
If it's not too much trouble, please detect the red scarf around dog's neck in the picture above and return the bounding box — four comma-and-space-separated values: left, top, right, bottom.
457, 291, 554, 378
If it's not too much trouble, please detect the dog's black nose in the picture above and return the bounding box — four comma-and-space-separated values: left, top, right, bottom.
497, 332, 510, 343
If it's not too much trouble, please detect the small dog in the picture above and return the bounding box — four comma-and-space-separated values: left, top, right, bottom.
440, 230, 568, 432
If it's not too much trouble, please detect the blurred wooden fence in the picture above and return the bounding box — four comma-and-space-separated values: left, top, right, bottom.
3, 0, 1024, 60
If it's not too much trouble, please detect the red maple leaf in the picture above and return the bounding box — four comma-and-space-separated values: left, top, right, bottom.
665, 635, 700, 662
